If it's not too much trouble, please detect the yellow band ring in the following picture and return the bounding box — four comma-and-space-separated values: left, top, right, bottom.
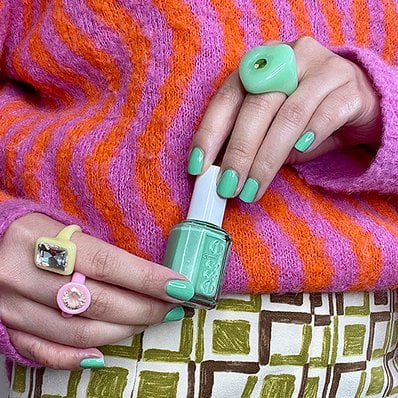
34, 225, 81, 276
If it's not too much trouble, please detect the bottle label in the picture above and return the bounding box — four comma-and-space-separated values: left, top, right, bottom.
198, 236, 226, 296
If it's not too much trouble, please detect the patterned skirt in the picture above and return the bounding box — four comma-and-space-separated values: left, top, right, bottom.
9, 291, 398, 397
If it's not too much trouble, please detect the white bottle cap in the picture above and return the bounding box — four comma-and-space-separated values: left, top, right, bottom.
187, 165, 227, 227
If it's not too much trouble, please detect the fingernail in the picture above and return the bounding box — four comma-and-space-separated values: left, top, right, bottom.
239, 178, 259, 203
165, 280, 195, 301
188, 147, 204, 175
163, 306, 185, 322
217, 169, 239, 198
80, 357, 105, 369
294, 131, 315, 152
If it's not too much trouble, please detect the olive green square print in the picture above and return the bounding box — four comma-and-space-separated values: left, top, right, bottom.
260, 374, 296, 398
137, 371, 179, 398
86, 367, 128, 398
343, 324, 366, 356
212, 319, 251, 355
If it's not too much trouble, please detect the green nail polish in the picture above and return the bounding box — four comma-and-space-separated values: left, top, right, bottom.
188, 147, 204, 175
80, 357, 105, 369
239, 44, 298, 95
217, 169, 238, 198
163, 306, 185, 322
165, 280, 195, 301
239, 178, 259, 203
294, 131, 315, 152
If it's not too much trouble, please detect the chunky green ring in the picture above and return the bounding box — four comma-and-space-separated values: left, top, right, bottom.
239, 44, 298, 96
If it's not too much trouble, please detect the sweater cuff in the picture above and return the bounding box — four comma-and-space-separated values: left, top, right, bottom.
0, 195, 90, 367
295, 46, 398, 194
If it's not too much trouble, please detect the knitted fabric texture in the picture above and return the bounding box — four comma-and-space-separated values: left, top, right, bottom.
0, 0, 397, 366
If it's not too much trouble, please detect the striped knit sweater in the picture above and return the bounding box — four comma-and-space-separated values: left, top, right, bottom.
0, 0, 398, 365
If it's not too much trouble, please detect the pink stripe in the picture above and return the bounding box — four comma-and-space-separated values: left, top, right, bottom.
271, 0, 299, 41
235, 0, 263, 48
242, 185, 305, 292
104, 0, 172, 260
41, 1, 133, 240
274, 175, 358, 291
334, 0, 355, 44
330, 196, 398, 290
159, 0, 224, 219
222, 249, 248, 292
369, 0, 385, 54
305, 0, 329, 44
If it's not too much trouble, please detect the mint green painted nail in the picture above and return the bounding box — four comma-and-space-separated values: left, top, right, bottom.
294, 131, 315, 152
239, 44, 298, 95
217, 169, 238, 198
239, 178, 259, 203
188, 147, 204, 175
80, 357, 105, 369
163, 306, 185, 322
166, 280, 195, 301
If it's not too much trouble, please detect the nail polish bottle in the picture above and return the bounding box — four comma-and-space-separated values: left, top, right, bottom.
164, 165, 232, 309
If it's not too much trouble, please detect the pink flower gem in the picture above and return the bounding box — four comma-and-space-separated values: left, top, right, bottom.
63, 287, 86, 310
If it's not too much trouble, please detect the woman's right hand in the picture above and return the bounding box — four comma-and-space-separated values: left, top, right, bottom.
0, 213, 193, 370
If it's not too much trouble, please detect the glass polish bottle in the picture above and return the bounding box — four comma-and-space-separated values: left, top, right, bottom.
164, 165, 232, 309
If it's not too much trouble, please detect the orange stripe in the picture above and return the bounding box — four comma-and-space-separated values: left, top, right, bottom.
318, 0, 345, 45
22, 0, 34, 33
135, 0, 201, 237
211, 0, 246, 85
223, 202, 278, 293
287, 0, 313, 37
52, 0, 122, 222
22, 20, 101, 199
346, 195, 398, 242
353, 0, 370, 47
364, 194, 398, 226
11, 29, 63, 108
252, 0, 281, 42
281, 168, 382, 290
381, 0, 398, 63
81, 0, 150, 255
259, 188, 333, 291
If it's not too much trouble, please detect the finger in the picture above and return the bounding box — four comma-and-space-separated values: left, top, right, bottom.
188, 71, 245, 175
19, 268, 184, 325
246, 73, 349, 201
290, 83, 363, 158
18, 214, 194, 303
8, 328, 105, 370
216, 91, 285, 197
3, 296, 142, 348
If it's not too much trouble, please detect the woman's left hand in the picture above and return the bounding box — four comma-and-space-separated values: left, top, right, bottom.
188, 36, 381, 202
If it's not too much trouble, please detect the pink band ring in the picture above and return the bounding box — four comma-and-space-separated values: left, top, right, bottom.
57, 272, 91, 318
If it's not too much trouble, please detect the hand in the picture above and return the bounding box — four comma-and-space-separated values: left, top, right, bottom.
188, 36, 381, 202
0, 213, 192, 370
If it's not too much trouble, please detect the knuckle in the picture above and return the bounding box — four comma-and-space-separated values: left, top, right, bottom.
227, 139, 252, 162
317, 110, 335, 127
88, 289, 114, 319
244, 95, 274, 116
325, 56, 353, 76
278, 102, 306, 127
71, 323, 92, 347
91, 248, 121, 281
27, 339, 62, 369
295, 36, 318, 50
141, 301, 156, 325
258, 154, 278, 179
214, 82, 242, 107
140, 268, 158, 293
